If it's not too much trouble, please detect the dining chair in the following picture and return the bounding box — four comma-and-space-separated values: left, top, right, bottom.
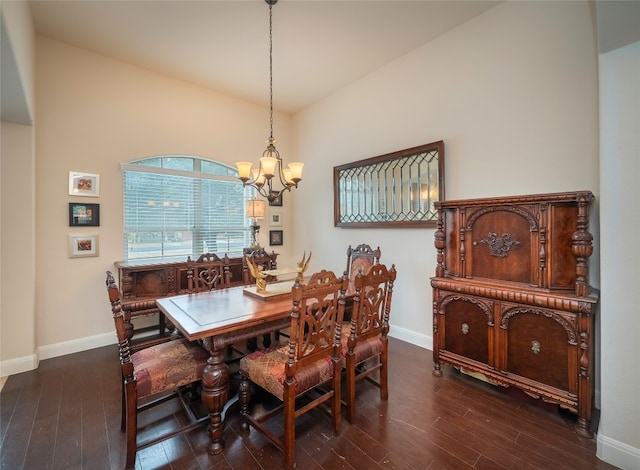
105, 271, 210, 469
342, 263, 396, 423
238, 269, 349, 470
186, 253, 229, 293
242, 247, 279, 284
345, 243, 382, 283
243, 247, 280, 350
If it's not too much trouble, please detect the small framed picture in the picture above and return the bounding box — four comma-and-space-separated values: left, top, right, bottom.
68, 233, 99, 258
268, 191, 283, 206
269, 230, 283, 246
69, 203, 100, 227
69, 171, 100, 197
269, 211, 282, 227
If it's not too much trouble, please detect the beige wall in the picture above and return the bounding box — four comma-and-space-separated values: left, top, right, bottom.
1, 121, 36, 373
292, 1, 599, 347
32, 37, 295, 358
598, 40, 640, 469
0, 0, 36, 376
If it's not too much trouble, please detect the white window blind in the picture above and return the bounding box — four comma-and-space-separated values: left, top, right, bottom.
121, 156, 251, 261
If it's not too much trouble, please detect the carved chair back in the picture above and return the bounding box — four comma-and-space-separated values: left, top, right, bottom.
349, 263, 397, 346
286, 270, 349, 376
195, 252, 221, 263
243, 247, 278, 284
345, 243, 382, 283
186, 254, 230, 292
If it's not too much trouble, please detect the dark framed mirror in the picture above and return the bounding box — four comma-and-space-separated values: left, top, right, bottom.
333, 140, 444, 228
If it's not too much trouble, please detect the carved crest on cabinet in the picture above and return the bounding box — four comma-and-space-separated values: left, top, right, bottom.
480, 232, 520, 258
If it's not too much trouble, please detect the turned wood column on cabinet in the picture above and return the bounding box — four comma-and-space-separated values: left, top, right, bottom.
431, 191, 598, 438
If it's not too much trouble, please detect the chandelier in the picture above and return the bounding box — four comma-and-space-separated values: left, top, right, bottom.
235, 0, 303, 204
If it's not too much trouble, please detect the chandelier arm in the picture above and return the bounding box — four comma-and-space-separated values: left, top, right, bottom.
275, 160, 293, 189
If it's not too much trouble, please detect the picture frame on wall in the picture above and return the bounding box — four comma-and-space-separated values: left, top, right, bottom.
269, 211, 282, 227
268, 191, 283, 206
69, 171, 100, 197
68, 233, 99, 258
69, 203, 100, 227
269, 230, 283, 246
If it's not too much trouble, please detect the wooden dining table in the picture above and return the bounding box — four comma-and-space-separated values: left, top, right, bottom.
155, 283, 294, 455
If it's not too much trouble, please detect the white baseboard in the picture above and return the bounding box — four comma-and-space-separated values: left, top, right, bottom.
597, 432, 640, 470
0, 325, 428, 378
389, 324, 432, 351
1, 329, 156, 377
0, 353, 39, 377
38, 331, 116, 361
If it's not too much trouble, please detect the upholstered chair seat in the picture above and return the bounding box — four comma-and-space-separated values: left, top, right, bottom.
131, 339, 209, 397
240, 344, 337, 399
340, 325, 384, 366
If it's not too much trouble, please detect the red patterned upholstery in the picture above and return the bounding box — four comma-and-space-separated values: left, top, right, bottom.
240, 345, 335, 399
132, 339, 209, 397
340, 324, 383, 365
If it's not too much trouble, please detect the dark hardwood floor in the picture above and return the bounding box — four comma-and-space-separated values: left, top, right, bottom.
1, 338, 617, 470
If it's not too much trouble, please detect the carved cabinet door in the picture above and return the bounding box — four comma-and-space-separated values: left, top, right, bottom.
499, 302, 578, 397
436, 291, 495, 367
465, 205, 539, 286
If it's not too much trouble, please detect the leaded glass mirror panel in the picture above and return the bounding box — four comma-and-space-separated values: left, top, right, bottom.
333, 141, 444, 227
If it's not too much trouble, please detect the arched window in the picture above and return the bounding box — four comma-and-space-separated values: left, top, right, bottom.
121, 156, 251, 261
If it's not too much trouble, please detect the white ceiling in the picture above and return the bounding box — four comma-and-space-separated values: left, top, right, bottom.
27, 0, 501, 114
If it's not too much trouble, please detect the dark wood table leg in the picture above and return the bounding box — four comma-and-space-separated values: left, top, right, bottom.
201, 337, 229, 455
198, 318, 290, 454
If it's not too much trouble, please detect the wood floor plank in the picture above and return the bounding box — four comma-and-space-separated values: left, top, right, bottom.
0, 405, 34, 468
432, 414, 554, 470
340, 423, 388, 464
22, 413, 56, 469
0, 338, 617, 470
53, 369, 83, 470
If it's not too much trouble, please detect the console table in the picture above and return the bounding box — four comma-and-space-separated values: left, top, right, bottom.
114, 249, 278, 347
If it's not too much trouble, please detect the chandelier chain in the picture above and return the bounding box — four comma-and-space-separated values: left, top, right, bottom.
269, 3, 274, 140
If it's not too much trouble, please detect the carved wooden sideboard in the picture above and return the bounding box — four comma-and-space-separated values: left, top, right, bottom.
114, 249, 278, 345
431, 191, 598, 438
